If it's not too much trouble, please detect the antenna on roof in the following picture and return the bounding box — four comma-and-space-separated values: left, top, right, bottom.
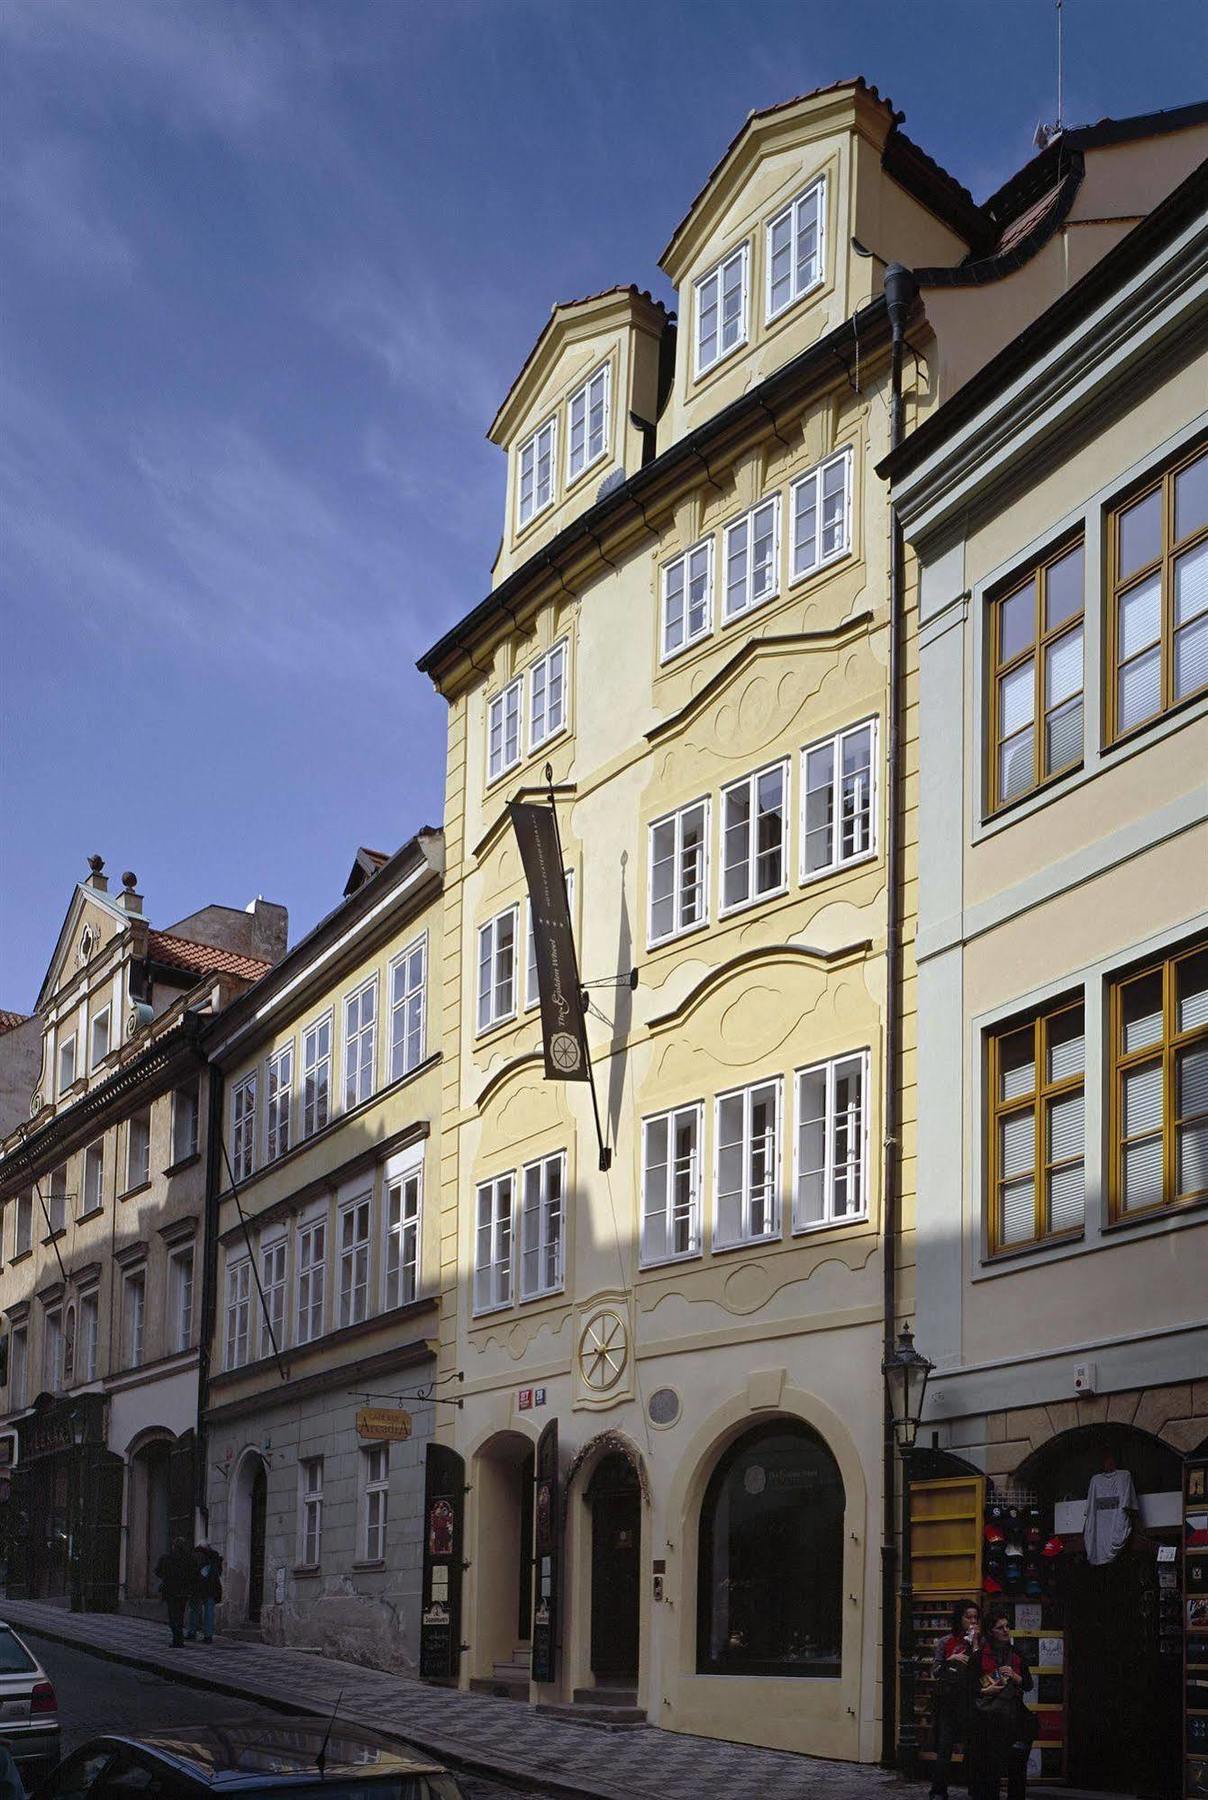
1033, 0, 1065, 150
315, 1688, 344, 1778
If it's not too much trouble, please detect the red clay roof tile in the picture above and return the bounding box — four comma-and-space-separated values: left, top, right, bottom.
146, 931, 272, 984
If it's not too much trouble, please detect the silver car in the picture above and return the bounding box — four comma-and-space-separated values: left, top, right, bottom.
0, 1621, 60, 1782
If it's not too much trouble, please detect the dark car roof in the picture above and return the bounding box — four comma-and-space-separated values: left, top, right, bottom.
92, 1719, 448, 1787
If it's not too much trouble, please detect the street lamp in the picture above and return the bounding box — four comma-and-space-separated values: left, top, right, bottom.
882, 1323, 934, 1775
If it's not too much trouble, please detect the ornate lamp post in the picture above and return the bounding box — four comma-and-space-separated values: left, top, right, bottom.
882, 1323, 934, 1774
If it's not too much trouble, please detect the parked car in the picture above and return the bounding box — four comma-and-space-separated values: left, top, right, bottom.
0, 1620, 60, 1782
30, 1719, 464, 1800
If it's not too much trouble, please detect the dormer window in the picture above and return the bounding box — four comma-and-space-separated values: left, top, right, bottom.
517, 418, 556, 528
567, 365, 610, 482
695, 245, 748, 377
766, 176, 825, 320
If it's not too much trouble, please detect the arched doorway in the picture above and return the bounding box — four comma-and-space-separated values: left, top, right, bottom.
587, 1453, 641, 1683
126, 1436, 173, 1602
468, 1431, 536, 1692
248, 1462, 267, 1622
227, 1450, 269, 1627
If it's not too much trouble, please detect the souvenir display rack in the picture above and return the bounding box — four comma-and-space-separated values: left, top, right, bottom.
1186, 1455, 1208, 1800
908, 1474, 984, 1778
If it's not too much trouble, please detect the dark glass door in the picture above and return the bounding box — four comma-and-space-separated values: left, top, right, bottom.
518, 1450, 534, 1641
248, 1463, 267, 1622
588, 1454, 640, 1680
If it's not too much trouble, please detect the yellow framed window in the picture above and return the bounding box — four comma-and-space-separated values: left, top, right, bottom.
1110, 940, 1208, 1219
988, 999, 1085, 1252
989, 538, 1084, 810
1108, 440, 1208, 741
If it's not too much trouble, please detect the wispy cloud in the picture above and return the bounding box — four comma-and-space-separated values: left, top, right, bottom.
2, 137, 137, 282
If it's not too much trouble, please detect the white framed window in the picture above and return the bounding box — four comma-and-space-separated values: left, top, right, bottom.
567, 363, 610, 481
801, 718, 877, 880
766, 175, 825, 320
82, 1142, 104, 1213
124, 1270, 146, 1369
791, 448, 852, 582
384, 1163, 421, 1310
795, 1051, 869, 1230
47, 1164, 68, 1235
58, 1034, 77, 1094
487, 677, 523, 783
529, 640, 568, 751
517, 417, 556, 528
648, 800, 709, 946
338, 1192, 371, 1328
63, 1304, 76, 1386
721, 760, 788, 912
296, 1217, 326, 1345
695, 243, 748, 376
526, 869, 574, 1008
390, 936, 427, 1081
125, 1108, 151, 1190
477, 907, 518, 1033
265, 1046, 293, 1161
723, 497, 780, 622
302, 1014, 332, 1138
715, 1078, 781, 1248
45, 1307, 64, 1391
520, 1151, 564, 1300
224, 1257, 251, 1369
14, 1192, 32, 1257
170, 1247, 195, 1354
344, 980, 377, 1111
299, 1458, 323, 1567
10, 1325, 27, 1408
661, 541, 713, 660
90, 1007, 111, 1068
231, 1076, 256, 1183
172, 1082, 200, 1164
78, 1290, 98, 1383
361, 1443, 389, 1562
641, 1104, 703, 1264
474, 1174, 514, 1313
260, 1236, 286, 1356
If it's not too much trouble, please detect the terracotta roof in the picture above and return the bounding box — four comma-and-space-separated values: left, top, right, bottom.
146, 931, 272, 983
0, 1010, 30, 1034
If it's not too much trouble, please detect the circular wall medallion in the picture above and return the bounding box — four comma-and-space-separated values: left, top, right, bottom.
578, 1309, 628, 1393
647, 1386, 680, 1428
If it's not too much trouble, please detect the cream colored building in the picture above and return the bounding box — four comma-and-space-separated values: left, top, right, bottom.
888, 153, 1207, 1793
0, 859, 284, 1610
201, 831, 444, 1671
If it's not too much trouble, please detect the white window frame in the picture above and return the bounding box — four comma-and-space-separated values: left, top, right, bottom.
720, 759, 790, 915
231, 1075, 256, 1183
124, 1269, 146, 1370
641, 1103, 704, 1266
58, 1033, 77, 1094
474, 1173, 514, 1315
260, 1234, 286, 1357
487, 677, 523, 783
47, 1164, 68, 1235
477, 906, 519, 1034
800, 717, 878, 882
296, 1215, 326, 1345
14, 1192, 33, 1257
338, 1190, 372, 1329
44, 1306, 64, 1392
125, 1109, 151, 1192
722, 495, 781, 623
383, 1160, 422, 1311
299, 1457, 323, 1567
793, 1050, 870, 1232
567, 363, 610, 483
172, 1083, 200, 1165
790, 447, 853, 584
89, 1007, 111, 1069
520, 1151, 565, 1302
10, 1325, 28, 1408
694, 242, 749, 378
765, 174, 826, 322
526, 869, 574, 1009
343, 978, 377, 1112
224, 1257, 251, 1369
528, 639, 569, 752
170, 1246, 195, 1354
713, 1077, 782, 1249
265, 1044, 293, 1161
78, 1289, 98, 1383
389, 934, 427, 1081
517, 416, 557, 529
647, 798, 710, 947
301, 1012, 332, 1139
661, 539, 714, 661
361, 1443, 389, 1562
82, 1141, 104, 1213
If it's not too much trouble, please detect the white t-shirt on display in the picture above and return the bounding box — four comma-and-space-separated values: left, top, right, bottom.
1083, 1468, 1139, 1565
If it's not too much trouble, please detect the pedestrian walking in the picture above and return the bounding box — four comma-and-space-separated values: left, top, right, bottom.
155, 1536, 196, 1647
970, 1611, 1035, 1800
185, 1541, 223, 1643
928, 1598, 982, 1799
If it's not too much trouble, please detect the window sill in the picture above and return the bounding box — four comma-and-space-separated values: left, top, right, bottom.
982, 1228, 1085, 1267
639, 1249, 703, 1273
10, 1249, 32, 1266
519, 1284, 564, 1306
647, 916, 712, 956
292, 1564, 322, 1579
528, 720, 570, 761
1102, 1192, 1208, 1233
711, 1230, 783, 1258
164, 1152, 201, 1178
41, 1229, 67, 1247
475, 1011, 520, 1046
659, 629, 713, 668
985, 759, 1084, 824
800, 847, 879, 888
791, 1212, 871, 1240
119, 1181, 152, 1202
721, 589, 780, 631
351, 1559, 386, 1572
514, 497, 556, 543
719, 882, 790, 921
564, 444, 610, 498
76, 1207, 104, 1225
788, 543, 852, 592
765, 272, 825, 330
692, 333, 749, 387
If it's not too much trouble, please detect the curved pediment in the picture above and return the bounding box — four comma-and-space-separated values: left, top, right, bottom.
647, 939, 871, 1036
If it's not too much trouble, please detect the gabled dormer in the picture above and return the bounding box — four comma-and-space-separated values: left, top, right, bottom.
657, 78, 977, 451
489, 285, 671, 587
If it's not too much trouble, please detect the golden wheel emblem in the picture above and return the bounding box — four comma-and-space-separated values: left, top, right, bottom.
579, 1310, 627, 1392
550, 1031, 581, 1073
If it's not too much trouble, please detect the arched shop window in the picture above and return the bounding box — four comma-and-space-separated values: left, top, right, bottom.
696, 1418, 844, 1677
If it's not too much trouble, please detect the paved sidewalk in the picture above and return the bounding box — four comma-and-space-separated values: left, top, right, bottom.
0, 1598, 919, 1800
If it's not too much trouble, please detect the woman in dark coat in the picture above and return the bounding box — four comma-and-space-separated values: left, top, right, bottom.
185, 1542, 223, 1644
929, 1598, 982, 1798
155, 1537, 196, 1647
971, 1612, 1035, 1800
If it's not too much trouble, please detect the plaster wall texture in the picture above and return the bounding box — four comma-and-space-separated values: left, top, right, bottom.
0, 1018, 41, 1141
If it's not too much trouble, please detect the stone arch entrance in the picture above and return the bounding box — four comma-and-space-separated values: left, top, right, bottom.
227, 1450, 269, 1625
468, 1429, 536, 1691
125, 1433, 174, 1602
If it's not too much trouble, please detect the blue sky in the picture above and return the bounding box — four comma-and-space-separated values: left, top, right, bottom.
2, 0, 1204, 1005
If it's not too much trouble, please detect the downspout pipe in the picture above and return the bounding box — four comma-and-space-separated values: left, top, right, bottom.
880, 260, 918, 1769
194, 1056, 225, 1536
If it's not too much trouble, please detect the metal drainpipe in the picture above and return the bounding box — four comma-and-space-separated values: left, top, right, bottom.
194, 1053, 225, 1535
880, 260, 918, 1769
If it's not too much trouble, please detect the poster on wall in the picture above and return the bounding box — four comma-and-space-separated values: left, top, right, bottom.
531, 1418, 560, 1684
420, 1444, 465, 1680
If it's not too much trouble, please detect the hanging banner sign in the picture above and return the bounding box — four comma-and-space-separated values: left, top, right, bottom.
509, 801, 590, 1083
356, 1407, 413, 1442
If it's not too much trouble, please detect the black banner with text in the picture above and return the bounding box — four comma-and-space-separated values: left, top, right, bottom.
509, 801, 590, 1083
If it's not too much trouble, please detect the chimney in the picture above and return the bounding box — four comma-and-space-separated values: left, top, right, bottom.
117, 870, 144, 916
84, 854, 109, 894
